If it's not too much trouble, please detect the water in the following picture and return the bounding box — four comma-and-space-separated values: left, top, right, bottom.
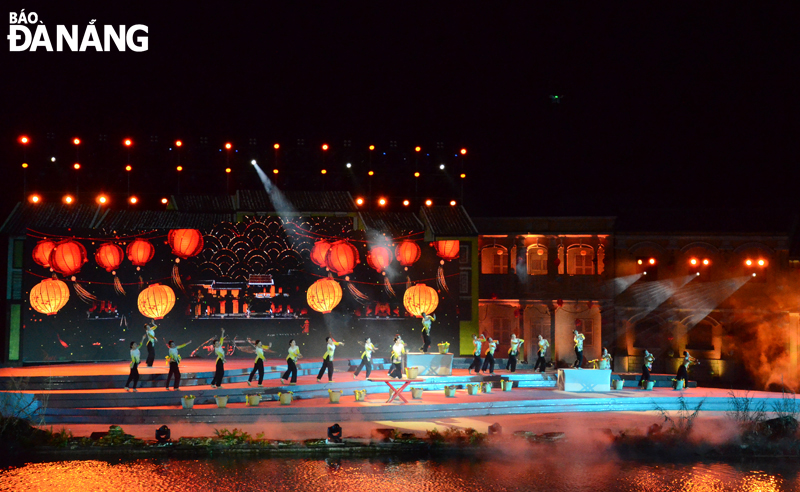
1, 456, 799, 492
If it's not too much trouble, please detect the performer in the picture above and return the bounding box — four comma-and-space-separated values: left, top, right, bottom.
674, 351, 699, 389
419, 312, 436, 353
596, 347, 612, 369
164, 338, 192, 391
481, 337, 498, 374
354, 337, 378, 379
534, 334, 549, 373
144, 320, 157, 367
467, 333, 486, 375
388, 335, 406, 379
281, 339, 302, 385
125, 340, 141, 392
506, 334, 525, 373
245, 338, 273, 386
210, 328, 227, 388
573, 329, 586, 369
316, 337, 344, 382
640, 349, 655, 388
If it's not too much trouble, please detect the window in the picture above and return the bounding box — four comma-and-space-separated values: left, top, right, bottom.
481, 245, 508, 274
527, 245, 548, 275
633, 318, 662, 348
567, 245, 594, 275
459, 271, 470, 294
459, 244, 470, 264
597, 246, 605, 275
557, 245, 565, 274
687, 322, 714, 350
530, 317, 550, 340
491, 317, 512, 344
578, 318, 594, 346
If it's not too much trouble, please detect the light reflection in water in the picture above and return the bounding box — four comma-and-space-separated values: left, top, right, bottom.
0, 458, 797, 492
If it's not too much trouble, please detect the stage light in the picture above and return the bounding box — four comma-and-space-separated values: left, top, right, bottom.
415, 146, 421, 152
63, 195, 74, 204
369, 145, 375, 151
97, 194, 108, 205
346, 163, 351, 168
225, 142, 232, 149
368, 171, 374, 176
702, 259, 710, 265
28, 194, 40, 203
637, 259, 643, 265
176, 166, 183, 171
51, 157, 56, 162
175, 140, 182, 147
450, 200, 456, 206
251, 159, 257, 165
643, 272, 647, 276
321, 169, 327, 174
414, 172, 420, 177
161, 198, 168, 204
649, 258, 656, 265
125, 165, 132, 171
274, 143, 280, 149
690, 258, 698, 265
460, 173, 466, 178
378, 197, 386, 206
73, 163, 80, 170
273, 169, 279, 174
356, 197, 364, 206
124, 139, 132, 147
19, 136, 29, 144
752, 273, 757, 277
21, 163, 28, 168
73, 138, 80, 145
440, 164, 445, 170
155, 425, 171, 443
322, 143, 329, 151
129, 196, 138, 204
225, 168, 231, 173
425, 199, 432, 206
745, 259, 752, 266
758, 259, 765, 266
327, 424, 342, 444
696, 272, 700, 276
460, 148, 467, 155
403, 200, 410, 206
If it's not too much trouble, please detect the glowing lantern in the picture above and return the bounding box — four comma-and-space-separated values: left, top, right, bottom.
395, 240, 421, 271
126, 238, 154, 270
306, 277, 342, 314
168, 229, 204, 259
95, 243, 126, 294
49, 239, 87, 276
432, 240, 460, 261
32, 239, 56, 268
310, 241, 331, 268
30, 278, 70, 315
403, 283, 439, 317
367, 246, 393, 274
325, 241, 360, 276
138, 283, 176, 319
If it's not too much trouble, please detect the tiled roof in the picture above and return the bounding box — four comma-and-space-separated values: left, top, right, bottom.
96, 210, 233, 231
171, 194, 236, 213
358, 211, 425, 237
471, 216, 616, 234
420, 206, 478, 237
237, 190, 357, 213
0, 203, 101, 235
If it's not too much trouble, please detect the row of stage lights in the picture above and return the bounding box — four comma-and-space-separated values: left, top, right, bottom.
27, 194, 169, 206
638, 256, 768, 276
354, 197, 457, 207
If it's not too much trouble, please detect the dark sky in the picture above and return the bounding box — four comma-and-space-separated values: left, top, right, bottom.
1, 2, 798, 218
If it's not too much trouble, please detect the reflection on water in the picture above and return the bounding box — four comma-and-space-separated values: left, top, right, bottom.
0, 457, 798, 491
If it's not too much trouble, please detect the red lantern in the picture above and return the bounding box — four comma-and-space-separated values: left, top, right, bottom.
432, 240, 460, 261
325, 241, 359, 276
138, 283, 176, 319
95, 243, 124, 273
168, 229, 204, 259
367, 246, 393, 273
310, 241, 331, 268
395, 240, 421, 270
32, 239, 56, 268
49, 239, 87, 276
306, 277, 343, 313
403, 283, 439, 317
30, 278, 70, 315
126, 238, 154, 270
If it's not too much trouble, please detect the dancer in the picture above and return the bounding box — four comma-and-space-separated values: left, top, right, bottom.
595, 347, 612, 369
125, 340, 141, 391
144, 320, 157, 367
534, 334, 549, 373
419, 312, 436, 353
354, 337, 378, 379
467, 333, 486, 375
481, 337, 498, 374
245, 338, 273, 386
210, 328, 226, 388
573, 329, 585, 369
506, 334, 525, 373
674, 351, 699, 389
281, 339, 302, 385
388, 335, 406, 379
640, 350, 655, 388
165, 338, 192, 391
316, 336, 344, 383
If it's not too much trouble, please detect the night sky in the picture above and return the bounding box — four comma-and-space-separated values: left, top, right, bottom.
1, 2, 798, 218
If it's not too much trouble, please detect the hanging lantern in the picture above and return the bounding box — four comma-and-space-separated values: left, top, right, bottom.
325, 241, 359, 276
30, 278, 70, 315
32, 239, 56, 268
49, 239, 87, 276
368, 245, 396, 296
395, 240, 421, 271
306, 277, 342, 313
95, 243, 126, 294
310, 241, 331, 268
126, 238, 154, 271
403, 283, 439, 317
168, 229, 204, 292
432, 240, 459, 293
138, 283, 176, 319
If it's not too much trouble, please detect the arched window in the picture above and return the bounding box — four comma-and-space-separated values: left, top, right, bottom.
687, 321, 714, 350
567, 245, 594, 275
527, 245, 548, 275
481, 245, 509, 274
597, 246, 605, 275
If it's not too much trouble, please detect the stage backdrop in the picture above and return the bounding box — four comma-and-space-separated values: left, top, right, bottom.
21, 216, 460, 364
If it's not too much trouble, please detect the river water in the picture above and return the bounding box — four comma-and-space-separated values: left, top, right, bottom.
1, 456, 799, 491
